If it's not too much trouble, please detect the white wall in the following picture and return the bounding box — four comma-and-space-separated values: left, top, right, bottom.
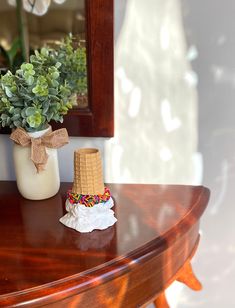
0, 0, 199, 185
106, 0, 199, 184
174, 1, 235, 307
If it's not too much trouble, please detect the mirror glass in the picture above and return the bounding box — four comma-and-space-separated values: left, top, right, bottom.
0, 0, 88, 109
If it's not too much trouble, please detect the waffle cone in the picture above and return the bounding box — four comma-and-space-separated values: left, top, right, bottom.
72, 148, 105, 195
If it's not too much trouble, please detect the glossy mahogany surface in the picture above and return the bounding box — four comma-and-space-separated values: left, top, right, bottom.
0, 182, 209, 307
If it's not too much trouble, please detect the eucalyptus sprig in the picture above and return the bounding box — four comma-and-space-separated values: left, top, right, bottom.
0, 35, 87, 132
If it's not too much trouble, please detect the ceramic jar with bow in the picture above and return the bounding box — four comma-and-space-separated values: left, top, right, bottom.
10, 126, 68, 200
0, 36, 88, 200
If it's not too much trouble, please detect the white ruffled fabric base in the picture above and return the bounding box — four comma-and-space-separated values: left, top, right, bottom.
59, 197, 117, 233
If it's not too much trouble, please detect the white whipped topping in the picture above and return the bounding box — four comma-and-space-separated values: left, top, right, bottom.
59, 197, 117, 233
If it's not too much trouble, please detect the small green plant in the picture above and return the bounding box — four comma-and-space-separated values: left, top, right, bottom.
0, 35, 87, 132
0, 38, 24, 74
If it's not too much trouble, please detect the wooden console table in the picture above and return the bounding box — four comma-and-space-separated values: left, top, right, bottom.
0, 182, 209, 307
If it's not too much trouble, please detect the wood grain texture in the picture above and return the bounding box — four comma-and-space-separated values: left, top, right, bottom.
0, 182, 210, 307
0, 0, 114, 137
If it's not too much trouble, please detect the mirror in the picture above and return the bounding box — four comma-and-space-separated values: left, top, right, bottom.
0, 0, 88, 109
0, 0, 114, 137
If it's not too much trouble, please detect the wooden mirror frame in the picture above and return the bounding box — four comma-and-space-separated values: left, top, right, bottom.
0, 0, 114, 137
53, 0, 114, 137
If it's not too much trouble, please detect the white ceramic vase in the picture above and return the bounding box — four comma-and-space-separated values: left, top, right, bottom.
13, 126, 60, 200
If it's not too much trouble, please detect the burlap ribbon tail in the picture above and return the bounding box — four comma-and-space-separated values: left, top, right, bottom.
10, 127, 69, 173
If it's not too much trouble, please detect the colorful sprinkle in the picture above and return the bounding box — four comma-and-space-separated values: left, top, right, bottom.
67, 187, 111, 207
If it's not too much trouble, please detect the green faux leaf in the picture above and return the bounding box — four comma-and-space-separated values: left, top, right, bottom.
55, 62, 61, 68
66, 102, 73, 109
51, 80, 59, 87
5, 87, 13, 97
25, 107, 36, 116
34, 50, 40, 58
20, 92, 33, 99
26, 110, 43, 128
26, 75, 34, 85
27, 118, 35, 127
52, 71, 59, 79
48, 88, 58, 96
21, 63, 33, 71
1, 114, 8, 120
9, 106, 14, 114
13, 108, 21, 114
12, 114, 21, 121
6, 117, 11, 125
42, 101, 50, 114
41, 47, 49, 57
47, 112, 54, 122
1, 97, 8, 103
12, 101, 24, 107
13, 120, 21, 127
7, 38, 21, 69
21, 109, 27, 118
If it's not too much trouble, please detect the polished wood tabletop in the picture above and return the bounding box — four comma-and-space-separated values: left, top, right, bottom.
0, 182, 210, 307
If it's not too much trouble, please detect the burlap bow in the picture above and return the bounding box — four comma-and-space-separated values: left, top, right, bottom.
10, 127, 69, 173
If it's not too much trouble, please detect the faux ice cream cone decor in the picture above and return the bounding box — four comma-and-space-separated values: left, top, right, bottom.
72, 148, 104, 195
60, 148, 117, 233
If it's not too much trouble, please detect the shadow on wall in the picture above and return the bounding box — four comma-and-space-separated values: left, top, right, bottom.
0, 134, 15, 180
105, 0, 201, 184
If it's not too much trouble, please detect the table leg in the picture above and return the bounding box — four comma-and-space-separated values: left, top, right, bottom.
176, 261, 202, 291
153, 261, 201, 307
153, 292, 169, 308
